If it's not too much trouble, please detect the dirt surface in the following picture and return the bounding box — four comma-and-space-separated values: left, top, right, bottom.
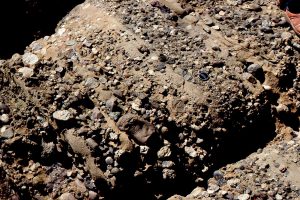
0, 0, 299, 199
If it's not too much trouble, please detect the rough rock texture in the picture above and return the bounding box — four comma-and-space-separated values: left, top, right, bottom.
0, 0, 299, 199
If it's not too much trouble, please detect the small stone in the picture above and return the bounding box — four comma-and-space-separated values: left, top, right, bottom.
88, 191, 98, 200
279, 164, 287, 173
131, 98, 142, 111
109, 112, 121, 121
111, 167, 120, 174
57, 28, 66, 36
58, 193, 76, 200
261, 183, 268, 190
199, 71, 209, 81
212, 25, 220, 30
66, 40, 76, 46
203, 26, 211, 33
18, 67, 34, 78
84, 77, 99, 88
262, 84, 272, 90
53, 110, 72, 121
67, 170, 76, 177
22, 52, 39, 66
204, 17, 214, 26
213, 170, 224, 180
86, 138, 98, 149
162, 168, 176, 180
275, 194, 283, 200
0, 126, 14, 139
157, 145, 172, 159
184, 146, 198, 158
105, 157, 114, 165
41, 142, 55, 157
140, 145, 150, 155
0, 114, 9, 123
247, 64, 262, 75
227, 178, 240, 187
187, 187, 204, 198
159, 54, 167, 62
276, 104, 289, 113
161, 126, 168, 135
207, 184, 219, 194
237, 194, 250, 200
106, 97, 117, 112
281, 32, 292, 41
109, 132, 118, 140
162, 161, 175, 168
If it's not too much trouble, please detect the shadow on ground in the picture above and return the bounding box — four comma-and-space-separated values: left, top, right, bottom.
0, 0, 84, 59
106, 102, 277, 200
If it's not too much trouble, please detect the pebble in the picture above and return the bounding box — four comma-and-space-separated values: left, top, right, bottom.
157, 146, 172, 159
18, 67, 34, 78
109, 112, 121, 121
276, 104, 289, 113
57, 28, 66, 36
187, 187, 204, 198
0, 114, 9, 123
275, 194, 283, 200
162, 169, 176, 180
247, 64, 262, 75
88, 191, 98, 200
262, 84, 272, 90
213, 170, 224, 180
184, 146, 198, 158
105, 157, 114, 165
42, 142, 55, 156
53, 110, 72, 121
106, 97, 117, 112
140, 145, 150, 155
66, 40, 76, 46
199, 71, 209, 81
281, 32, 292, 41
212, 25, 220, 30
162, 161, 175, 168
22, 52, 39, 66
111, 167, 120, 174
0, 126, 14, 139
237, 194, 250, 200
204, 17, 214, 26
58, 193, 76, 200
207, 184, 219, 194
109, 132, 118, 140
279, 164, 287, 173
86, 138, 98, 149
161, 126, 168, 134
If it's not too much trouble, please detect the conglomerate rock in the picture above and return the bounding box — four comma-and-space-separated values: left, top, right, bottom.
0, 0, 299, 199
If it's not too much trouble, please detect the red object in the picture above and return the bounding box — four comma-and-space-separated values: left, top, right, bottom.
278, 0, 300, 36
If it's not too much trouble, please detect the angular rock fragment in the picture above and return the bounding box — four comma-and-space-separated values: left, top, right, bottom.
117, 113, 156, 144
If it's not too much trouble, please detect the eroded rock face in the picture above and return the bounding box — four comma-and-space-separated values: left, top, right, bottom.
0, 0, 299, 199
